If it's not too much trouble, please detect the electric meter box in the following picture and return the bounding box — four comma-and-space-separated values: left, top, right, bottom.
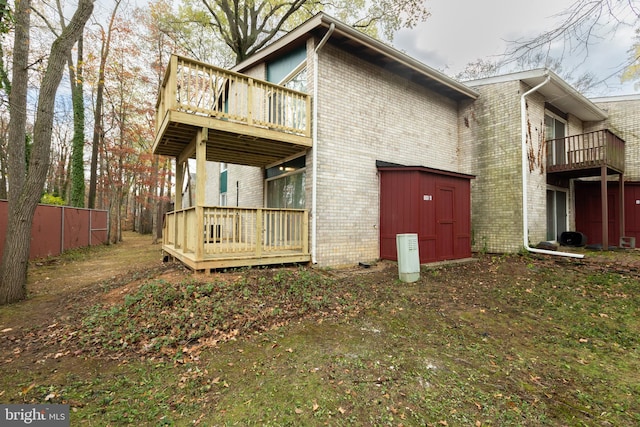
396, 233, 420, 283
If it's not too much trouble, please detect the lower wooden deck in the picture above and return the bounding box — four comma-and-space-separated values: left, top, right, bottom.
162, 206, 310, 272
163, 244, 310, 271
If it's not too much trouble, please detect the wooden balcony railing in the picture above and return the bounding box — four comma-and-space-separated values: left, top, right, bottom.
547, 129, 625, 173
163, 206, 309, 262
156, 55, 311, 138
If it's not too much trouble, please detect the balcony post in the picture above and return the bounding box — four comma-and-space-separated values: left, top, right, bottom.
174, 159, 184, 248
247, 78, 253, 126
302, 210, 309, 254
306, 95, 312, 138
255, 208, 263, 258
195, 127, 208, 261
601, 166, 608, 250
167, 55, 178, 111
620, 172, 625, 242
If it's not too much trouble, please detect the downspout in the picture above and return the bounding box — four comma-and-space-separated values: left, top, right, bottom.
520, 74, 584, 259
311, 23, 335, 264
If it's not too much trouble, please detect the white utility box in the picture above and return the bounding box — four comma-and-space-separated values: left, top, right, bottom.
396, 233, 420, 283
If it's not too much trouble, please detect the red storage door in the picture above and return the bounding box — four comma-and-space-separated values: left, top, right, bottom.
575, 182, 621, 246
379, 165, 473, 263
379, 170, 420, 260
624, 183, 640, 243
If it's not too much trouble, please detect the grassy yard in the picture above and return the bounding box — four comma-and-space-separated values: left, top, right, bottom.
1, 236, 639, 426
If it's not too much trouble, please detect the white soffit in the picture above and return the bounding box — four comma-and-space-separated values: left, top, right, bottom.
467, 69, 607, 122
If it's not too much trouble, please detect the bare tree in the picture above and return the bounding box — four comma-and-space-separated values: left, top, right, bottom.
0, 0, 94, 305
505, 0, 640, 87
88, 0, 122, 209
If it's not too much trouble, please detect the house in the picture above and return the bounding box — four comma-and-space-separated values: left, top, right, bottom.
152, 13, 638, 271
153, 12, 478, 270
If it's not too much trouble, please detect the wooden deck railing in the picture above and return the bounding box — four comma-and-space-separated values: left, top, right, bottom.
156, 55, 311, 137
547, 129, 625, 173
164, 206, 309, 259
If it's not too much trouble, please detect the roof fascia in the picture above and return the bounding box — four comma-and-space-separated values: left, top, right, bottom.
234, 13, 478, 101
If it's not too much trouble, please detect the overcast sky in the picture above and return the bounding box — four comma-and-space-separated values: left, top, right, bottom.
392, 0, 639, 97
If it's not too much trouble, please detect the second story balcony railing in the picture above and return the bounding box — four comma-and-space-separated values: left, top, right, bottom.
546, 129, 625, 175
155, 55, 311, 139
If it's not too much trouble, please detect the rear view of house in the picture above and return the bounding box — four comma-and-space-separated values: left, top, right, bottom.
153, 13, 478, 270
153, 14, 640, 272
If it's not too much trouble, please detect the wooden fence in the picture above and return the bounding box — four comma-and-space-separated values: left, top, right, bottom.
0, 201, 108, 260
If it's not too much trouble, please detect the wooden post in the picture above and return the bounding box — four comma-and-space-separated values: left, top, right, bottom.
168, 55, 178, 110
302, 210, 309, 254
182, 210, 188, 251
601, 166, 608, 250
195, 127, 208, 261
174, 158, 183, 249
620, 172, 625, 243
247, 78, 253, 126
306, 95, 312, 137
255, 208, 263, 258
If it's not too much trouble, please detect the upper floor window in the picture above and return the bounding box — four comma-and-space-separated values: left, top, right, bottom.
284, 67, 307, 93
545, 114, 566, 140
545, 113, 567, 166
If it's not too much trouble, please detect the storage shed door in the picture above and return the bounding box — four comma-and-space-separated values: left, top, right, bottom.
379, 168, 471, 263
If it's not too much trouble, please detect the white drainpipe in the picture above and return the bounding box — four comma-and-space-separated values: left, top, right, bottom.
520, 74, 584, 259
311, 23, 335, 264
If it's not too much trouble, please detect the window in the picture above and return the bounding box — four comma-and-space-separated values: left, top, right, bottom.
545, 114, 567, 167
219, 162, 227, 206
265, 156, 306, 209
283, 67, 307, 93
547, 188, 568, 241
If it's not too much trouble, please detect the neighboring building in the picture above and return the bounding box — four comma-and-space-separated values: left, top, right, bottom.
153, 13, 639, 271
460, 69, 628, 252
582, 95, 640, 246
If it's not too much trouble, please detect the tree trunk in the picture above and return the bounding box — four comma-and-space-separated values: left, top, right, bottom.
0, 116, 8, 199
0, 0, 94, 305
151, 155, 159, 243
1, 0, 31, 304
88, 0, 121, 209
87, 65, 103, 209
70, 35, 85, 207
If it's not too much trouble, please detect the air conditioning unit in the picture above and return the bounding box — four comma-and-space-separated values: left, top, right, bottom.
396, 233, 420, 283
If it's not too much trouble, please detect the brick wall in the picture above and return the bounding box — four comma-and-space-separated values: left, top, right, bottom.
588, 96, 640, 181
227, 164, 264, 207
312, 44, 461, 266
523, 83, 549, 246
458, 80, 525, 252
459, 79, 598, 252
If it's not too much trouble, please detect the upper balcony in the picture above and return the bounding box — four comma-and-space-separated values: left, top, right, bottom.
546, 129, 625, 177
153, 55, 312, 167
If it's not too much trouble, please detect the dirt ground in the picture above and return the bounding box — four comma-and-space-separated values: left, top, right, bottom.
0, 232, 167, 334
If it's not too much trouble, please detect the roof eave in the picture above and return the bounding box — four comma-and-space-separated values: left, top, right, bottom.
466, 68, 607, 121
234, 13, 478, 101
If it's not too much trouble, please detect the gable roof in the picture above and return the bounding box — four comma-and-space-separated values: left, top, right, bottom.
234, 13, 478, 102
464, 69, 607, 122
